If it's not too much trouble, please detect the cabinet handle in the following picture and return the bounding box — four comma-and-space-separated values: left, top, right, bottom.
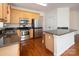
7, 6, 9, 14
5, 17, 7, 19
7, 10, 9, 14
5, 17, 7, 20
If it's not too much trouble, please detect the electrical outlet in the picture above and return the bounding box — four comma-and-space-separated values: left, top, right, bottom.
49, 36, 51, 39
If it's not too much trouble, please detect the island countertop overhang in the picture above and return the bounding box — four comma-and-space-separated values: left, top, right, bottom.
43, 29, 77, 36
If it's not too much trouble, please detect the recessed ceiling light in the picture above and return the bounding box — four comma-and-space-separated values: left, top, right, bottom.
36, 3, 47, 6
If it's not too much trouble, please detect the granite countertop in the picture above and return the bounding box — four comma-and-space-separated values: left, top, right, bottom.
0, 27, 43, 30
0, 27, 32, 30
0, 26, 32, 48
44, 29, 77, 36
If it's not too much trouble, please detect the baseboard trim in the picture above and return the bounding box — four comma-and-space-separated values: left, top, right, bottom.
61, 43, 74, 56
45, 48, 53, 55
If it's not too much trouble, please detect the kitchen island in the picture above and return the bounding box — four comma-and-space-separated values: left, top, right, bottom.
44, 29, 76, 56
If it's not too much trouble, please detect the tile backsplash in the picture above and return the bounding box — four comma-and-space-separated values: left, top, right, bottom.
4, 23, 19, 27
4, 23, 31, 27
0, 22, 4, 27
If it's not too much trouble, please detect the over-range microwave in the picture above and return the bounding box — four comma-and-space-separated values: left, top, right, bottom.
20, 18, 29, 24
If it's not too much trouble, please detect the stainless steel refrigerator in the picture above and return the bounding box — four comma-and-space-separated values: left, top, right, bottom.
32, 18, 43, 38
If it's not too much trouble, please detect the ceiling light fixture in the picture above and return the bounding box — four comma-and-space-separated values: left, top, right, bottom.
36, 3, 47, 6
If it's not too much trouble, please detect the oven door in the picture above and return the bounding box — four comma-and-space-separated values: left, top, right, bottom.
20, 30, 30, 40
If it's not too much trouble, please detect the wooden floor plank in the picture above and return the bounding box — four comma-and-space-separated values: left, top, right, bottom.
20, 34, 79, 56
20, 38, 53, 56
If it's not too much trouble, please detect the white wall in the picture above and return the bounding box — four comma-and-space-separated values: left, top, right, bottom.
70, 9, 78, 33
77, 11, 79, 34
57, 8, 70, 27
70, 9, 79, 34
43, 8, 70, 31
44, 9, 57, 31
70, 9, 78, 29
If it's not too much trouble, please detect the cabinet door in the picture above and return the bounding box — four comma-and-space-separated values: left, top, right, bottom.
29, 29, 33, 38
16, 30, 21, 37
0, 4, 3, 19
3, 4, 11, 23
45, 33, 54, 53
0, 3, 10, 23
0, 43, 19, 56
0, 3, 7, 21
2, 4, 8, 20
6, 4, 11, 23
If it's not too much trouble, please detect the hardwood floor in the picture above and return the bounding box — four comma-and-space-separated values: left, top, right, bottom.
20, 37, 53, 56
20, 34, 79, 56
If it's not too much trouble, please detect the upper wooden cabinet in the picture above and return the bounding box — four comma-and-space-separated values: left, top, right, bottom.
11, 8, 40, 24
0, 4, 2, 18
0, 3, 11, 23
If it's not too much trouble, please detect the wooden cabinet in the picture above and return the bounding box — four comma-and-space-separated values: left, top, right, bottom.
0, 3, 11, 23
11, 8, 40, 24
29, 29, 33, 39
0, 43, 19, 56
16, 30, 21, 37
0, 4, 3, 19
5, 4, 11, 23
44, 32, 54, 53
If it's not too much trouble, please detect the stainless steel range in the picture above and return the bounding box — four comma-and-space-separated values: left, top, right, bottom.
20, 30, 30, 40
19, 18, 30, 40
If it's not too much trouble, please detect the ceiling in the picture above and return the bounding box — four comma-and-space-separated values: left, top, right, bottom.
11, 3, 79, 12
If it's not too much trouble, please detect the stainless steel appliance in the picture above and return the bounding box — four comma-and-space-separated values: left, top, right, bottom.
20, 18, 29, 24
32, 19, 43, 38
0, 30, 4, 46
19, 18, 30, 40
20, 30, 29, 40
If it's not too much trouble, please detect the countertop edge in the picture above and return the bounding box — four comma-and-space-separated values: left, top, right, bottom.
43, 29, 77, 36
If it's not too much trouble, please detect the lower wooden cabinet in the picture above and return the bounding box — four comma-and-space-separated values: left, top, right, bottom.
0, 43, 19, 56
29, 29, 33, 39
44, 32, 54, 53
